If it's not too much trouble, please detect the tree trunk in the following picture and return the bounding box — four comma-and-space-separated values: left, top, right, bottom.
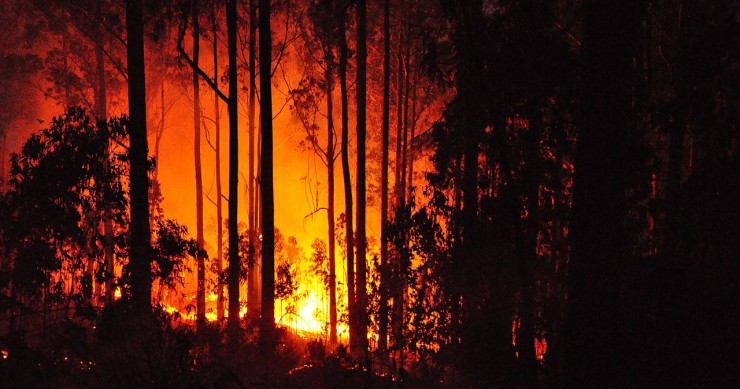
126, 0, 152, 312
354, 0, 369, 362
95, 0, 115, 305
391, 20, 404, 366
337, 1, 356, 353
326, 57, 338, 349
564, 0, 642, 386
213, 4, 225, 322
247, 0, 260, 320
259, 0, 276, 351
226, 0, 241, 346
394, 32, 404, 206
378, 0, 391, 357
191, 0, 206, 330
517, 109, 542, 389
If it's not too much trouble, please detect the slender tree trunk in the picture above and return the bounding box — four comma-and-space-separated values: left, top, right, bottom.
259, 0, 276, 351
191, 0, 206, 330
564, 0, 642, 386
337, 1, 356, 353
354, 0, 369, 361
400, 51, 410, 194
391, 21, 404, 366
154, 57, 165, 180
517, 109, 542, 389
226, 0, 241, 346
247, 0, 260, 319
394, 37, 404, 205
213, 4, 225, 322
326, 59, 338, 349
126, 0, 152, 312
406, 82, 417, 192
94, 0, 115, 305
378, 0, 391, 356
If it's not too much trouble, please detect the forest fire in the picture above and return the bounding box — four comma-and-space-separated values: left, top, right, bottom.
1, 0, 737, 388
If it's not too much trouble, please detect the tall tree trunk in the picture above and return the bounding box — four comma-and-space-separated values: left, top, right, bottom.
259, 0, 276, 351
226, 0, 241, 346
378, 0, 391, 356
154, 56, 165, 181
192, 0, 206, 330
394, 33, 404, 206
326, 58, 338, 349
354, 0, 369, 361
391, 21, 404, 366
247, 0, 260, 319
564, 0, 642, 386
517, 109, 542, 389
95, 0, 115, 305
213, 4, 225, 322
337, 1, 356, 353
126, 0, 152, 312
406, 81, 417, 192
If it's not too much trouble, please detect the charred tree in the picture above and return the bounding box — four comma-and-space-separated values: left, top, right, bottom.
325, 39, 339, 349
337, 0, 357, 354
247, 0, 260, 321
126, 0, 152, 312
191, 0, 207, 331
378, 0, 391, 356
226, 0, 241, 346
259, 0, 276, 350
354, 0, 369, 362
213, 4, 225, 322
564, 0, 643, 386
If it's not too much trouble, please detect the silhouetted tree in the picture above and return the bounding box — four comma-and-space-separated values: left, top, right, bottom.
126, 0, 153, 313
259, 0, 276, 353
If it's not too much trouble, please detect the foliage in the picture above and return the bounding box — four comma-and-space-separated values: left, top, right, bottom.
0, 107, 128, 305
0, 107, 195, 309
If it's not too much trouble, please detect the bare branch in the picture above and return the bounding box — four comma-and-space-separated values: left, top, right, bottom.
177, 18, 229, 103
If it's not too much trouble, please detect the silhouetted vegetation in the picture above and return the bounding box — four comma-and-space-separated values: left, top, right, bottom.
0, 0, 737, 387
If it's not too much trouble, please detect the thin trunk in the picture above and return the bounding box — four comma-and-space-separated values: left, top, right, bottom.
338, 1, 356, 353
259, 0, 276, 351
247, 0, 260, 319
394, 32, 404, 205
400, 53, 410, 195
391, 22, 404, 363
95, 0, 115, 305
564, 0, 641, 385
406, 81, 416, 192
326, 57, 338, 348
192, 0, 206, 330
378, 0, 391, 356
154, 58, 165, 180
393, 43, 411, 369
257, 125, 262, 234
126, 0, 152, 312
517, 109, 542, 388
355, 0, 369, 361
226, 0, 240, 346
213, 4, 224, 322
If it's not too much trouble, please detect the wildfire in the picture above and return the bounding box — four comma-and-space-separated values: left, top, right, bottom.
158, 288, 345, 340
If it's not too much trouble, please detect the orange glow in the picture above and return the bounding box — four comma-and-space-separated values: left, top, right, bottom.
536, 338, 547, 361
